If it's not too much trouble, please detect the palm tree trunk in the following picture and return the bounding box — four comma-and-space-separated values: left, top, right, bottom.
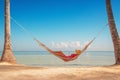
0, 0, 16, 64
106, 0, 120, 64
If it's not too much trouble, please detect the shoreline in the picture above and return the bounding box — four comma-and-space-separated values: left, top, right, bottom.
0, 62, 120, 80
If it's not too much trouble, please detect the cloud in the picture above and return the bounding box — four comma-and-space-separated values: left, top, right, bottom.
50, 40, 95, 51
51, 41, 87, 51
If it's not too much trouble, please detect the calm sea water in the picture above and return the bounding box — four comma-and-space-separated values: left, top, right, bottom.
0, 51, 115, 66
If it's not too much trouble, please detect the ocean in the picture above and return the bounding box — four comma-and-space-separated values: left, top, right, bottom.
0, 51, 115, 66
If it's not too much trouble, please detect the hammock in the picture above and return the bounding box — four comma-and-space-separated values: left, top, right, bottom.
34, 38, 95, 62
10, 16, 107, 62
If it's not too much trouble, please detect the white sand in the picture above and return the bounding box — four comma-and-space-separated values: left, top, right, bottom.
0, 63, 120, 80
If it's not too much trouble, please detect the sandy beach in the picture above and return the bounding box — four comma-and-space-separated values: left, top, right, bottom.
0, 63, 120, 80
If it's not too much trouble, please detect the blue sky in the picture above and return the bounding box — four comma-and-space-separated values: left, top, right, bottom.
0, 0, 120, 51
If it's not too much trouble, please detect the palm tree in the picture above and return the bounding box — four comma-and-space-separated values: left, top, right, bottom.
0, 0, 16, 64
106, 0, 120, 64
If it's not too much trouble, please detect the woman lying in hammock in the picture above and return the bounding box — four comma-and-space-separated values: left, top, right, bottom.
52, 40, 93, 61
34, 38, 94, 62
53, 50, 81, 61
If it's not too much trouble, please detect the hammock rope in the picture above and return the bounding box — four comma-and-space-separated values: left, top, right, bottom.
10, 16, 108, 61
10, 16, 35, 38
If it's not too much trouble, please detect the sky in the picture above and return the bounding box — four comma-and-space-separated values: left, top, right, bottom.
0, 0, 120, 51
